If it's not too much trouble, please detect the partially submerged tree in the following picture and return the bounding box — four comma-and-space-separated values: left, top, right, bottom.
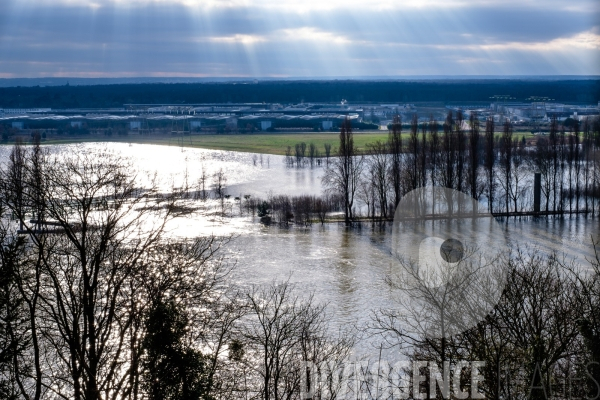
388, 115, 403, 209
484, 117, 495, 212
322, 118, 364, 225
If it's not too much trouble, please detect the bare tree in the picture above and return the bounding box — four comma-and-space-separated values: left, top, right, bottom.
408, 113, 420, 191
573, 240, 600, 396
295, 142, 307, 167
582, 117, 592, 211
455, 110, 466, 193
373, 247, 587, 400
440, 111, 456, 190
242, 281, 353, 400
308, 143, 317, 167
506, 138, 529, 213
484, 117, 495, 212
0, 146, 230, 400
420, 121, 428, 189
428, 116, 440, 204
322, 118, 363, 225
498, 119, 513, 213
314, 196, 330, 225
323, 143, 332, 165
365, 141, 390, 221
594, 117, 600, 215
197, 166, 208, 201
0, 220, 31, 400
285, 146, 294, 166
357, 174, 375, 222
549, 116, 560, 212
468, 112, 481, 201
558, 126, 567, 212
213, 168, 227, 214
388, 115, 403, 209
573, 119, 582, 212
1, 140, 49, 400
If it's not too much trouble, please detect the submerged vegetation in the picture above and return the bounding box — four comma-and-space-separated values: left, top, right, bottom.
253, 113, 600, 226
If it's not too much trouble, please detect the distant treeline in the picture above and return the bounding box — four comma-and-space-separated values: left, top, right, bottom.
0, 79, 599, 108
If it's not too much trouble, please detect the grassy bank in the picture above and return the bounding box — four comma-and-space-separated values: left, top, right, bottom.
3, 130, 535, 155
13, 131, 391, 155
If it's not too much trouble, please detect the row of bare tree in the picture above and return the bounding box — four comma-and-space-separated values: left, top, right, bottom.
285, 143, 332, 168
323, 114, 600, 225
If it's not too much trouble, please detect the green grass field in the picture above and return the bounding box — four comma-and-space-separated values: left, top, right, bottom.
5, 130, 535, 155
30, 131, 391, 155
164, 131, 395, 155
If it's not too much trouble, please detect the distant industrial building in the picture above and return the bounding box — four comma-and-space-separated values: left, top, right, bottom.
260, 120, 272, 131
1, 108, 51, 114
226, 117, 238, 129
1, 101, 597, 134
129, 121, 142, 130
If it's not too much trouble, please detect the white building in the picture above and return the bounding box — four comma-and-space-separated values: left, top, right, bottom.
260, 120, 272, 131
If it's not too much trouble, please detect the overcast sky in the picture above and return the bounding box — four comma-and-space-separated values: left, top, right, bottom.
0, 0, 598, 78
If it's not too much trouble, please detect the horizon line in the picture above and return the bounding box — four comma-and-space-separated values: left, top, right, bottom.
1, 75, 599, 88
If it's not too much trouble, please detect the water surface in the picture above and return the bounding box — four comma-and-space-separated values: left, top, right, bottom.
2, 142, 597, 357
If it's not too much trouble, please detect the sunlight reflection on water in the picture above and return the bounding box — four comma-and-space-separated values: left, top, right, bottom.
1, 142, 598, 358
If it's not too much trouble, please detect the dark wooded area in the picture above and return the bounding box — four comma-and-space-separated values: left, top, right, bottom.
0, 79, 598, 108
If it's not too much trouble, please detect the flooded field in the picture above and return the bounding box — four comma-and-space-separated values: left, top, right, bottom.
2, 142, 598, 357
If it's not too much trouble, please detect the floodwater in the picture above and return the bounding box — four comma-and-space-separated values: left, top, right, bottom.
1, 142, 598, 357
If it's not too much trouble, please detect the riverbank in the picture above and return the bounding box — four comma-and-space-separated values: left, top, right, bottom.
1, 130, 535, 155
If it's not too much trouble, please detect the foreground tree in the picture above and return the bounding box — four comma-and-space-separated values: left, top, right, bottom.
0, 227, 27, 400
242, 281, 354, 400
142, 299, 211, 400
372, 246, 596, 400
574, 241, 600, 396
0, 144, 229, 400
